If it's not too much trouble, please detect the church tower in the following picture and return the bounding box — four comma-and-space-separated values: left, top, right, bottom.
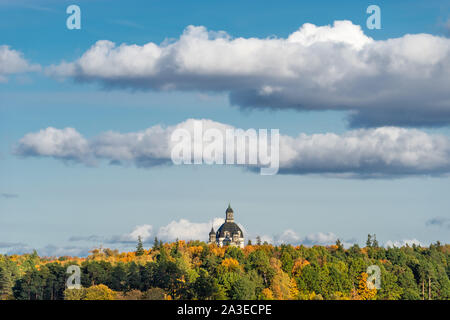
225, 203, 234, 222
209, 204, 244, 248
208, 227, 216, 244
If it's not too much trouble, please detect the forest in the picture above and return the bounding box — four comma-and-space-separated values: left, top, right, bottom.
0, 236, 449, 300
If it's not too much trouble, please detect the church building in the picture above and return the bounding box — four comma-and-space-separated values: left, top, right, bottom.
208, 204, 244, 248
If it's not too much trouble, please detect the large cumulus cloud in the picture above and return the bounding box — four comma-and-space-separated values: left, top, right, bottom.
47, 21, 450, 127
13, 118, 450, 178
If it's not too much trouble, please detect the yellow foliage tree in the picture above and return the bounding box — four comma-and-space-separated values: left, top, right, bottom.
291, 258, 310, 276
220, 258, 240, 272
211, 246, 226, 258
270, 258, 291, 300
260, 288, 274, 300
298, 291, 324, 300
84, 284, 117, 300
188, 246, 203, 257
243, 245, 256, 256
64, 288, 86, 300
357, 272, 377, 300
289, 278, 299, 299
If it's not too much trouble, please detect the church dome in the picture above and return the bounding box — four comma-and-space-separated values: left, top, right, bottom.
216, 222, 244, 238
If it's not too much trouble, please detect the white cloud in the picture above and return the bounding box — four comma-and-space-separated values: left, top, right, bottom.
14, 119, 450, 178
69, 225, 154, 245
278, 126, 450, 177
275, 229, 301, 244
275, 231, 343, 246
254, 230, 355, 247
123, 224, 153, 242
46, 21, 450, 127
129, 224, 153, 241
385, 239, 422, 248
157, 217, 224, 242
301, 232, 339, 246
68, 218, 225, 247
0, 45, 40, 82
15, 127, 91, 164
108, 224, 153, 243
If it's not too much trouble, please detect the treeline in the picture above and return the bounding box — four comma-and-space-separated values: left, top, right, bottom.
0, 237, 449, 300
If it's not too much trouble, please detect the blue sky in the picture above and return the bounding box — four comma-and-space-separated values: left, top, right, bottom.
1, 0, 450, 256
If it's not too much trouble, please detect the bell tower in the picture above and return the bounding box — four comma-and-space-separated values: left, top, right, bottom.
209, 227, 216, 244
225, 203, 234, 222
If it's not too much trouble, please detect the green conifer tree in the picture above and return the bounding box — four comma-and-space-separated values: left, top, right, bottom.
0, 267, 13, 299
136, 236, 145, 256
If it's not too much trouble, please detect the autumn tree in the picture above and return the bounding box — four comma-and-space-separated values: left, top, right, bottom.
357, 273, 377, 300
64, 288, 86, 300
260, 287, 274, 300
5, 240, 450, 301
116, 289, 143, 300
84, 284, 116, 300
142, 287, 166, 300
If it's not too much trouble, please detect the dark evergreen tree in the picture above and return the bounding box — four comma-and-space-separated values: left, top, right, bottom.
136, 236, 145, 256
366, 234, 372, 248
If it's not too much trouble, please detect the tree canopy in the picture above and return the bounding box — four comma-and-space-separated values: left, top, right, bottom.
1, 240, 449, 300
